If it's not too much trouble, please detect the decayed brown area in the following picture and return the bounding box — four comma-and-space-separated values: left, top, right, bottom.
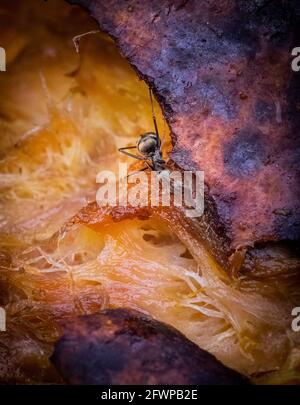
65, 201, 300, 380
51, 308, 248, 384
70, 0, 300, 250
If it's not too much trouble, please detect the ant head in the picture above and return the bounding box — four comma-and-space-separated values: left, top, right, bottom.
137, 132, 158, 155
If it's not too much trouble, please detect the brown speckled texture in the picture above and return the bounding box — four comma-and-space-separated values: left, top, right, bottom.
51, 308, 248, 384
69, 0, 300, 250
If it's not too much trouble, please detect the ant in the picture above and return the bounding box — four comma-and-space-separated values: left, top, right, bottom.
118, 89, 167, 174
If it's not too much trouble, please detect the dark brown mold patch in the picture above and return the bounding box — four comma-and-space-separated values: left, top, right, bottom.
223, 127, 267, 178
51, 308, 248, 385
253, 99, 275, 123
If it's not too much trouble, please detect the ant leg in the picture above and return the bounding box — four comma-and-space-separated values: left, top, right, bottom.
118, 147, 146, 161
127, 166, 148, 178
126, 160, 154, 178
145, 160, 155, 170
149, 88, 161, 148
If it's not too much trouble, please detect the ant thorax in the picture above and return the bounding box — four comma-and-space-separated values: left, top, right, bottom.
152, 149, 166, 171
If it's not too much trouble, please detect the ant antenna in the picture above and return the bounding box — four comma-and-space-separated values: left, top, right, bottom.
161, 116, 167, 149
72, 30, 100, 53
149, 88, 161, 147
